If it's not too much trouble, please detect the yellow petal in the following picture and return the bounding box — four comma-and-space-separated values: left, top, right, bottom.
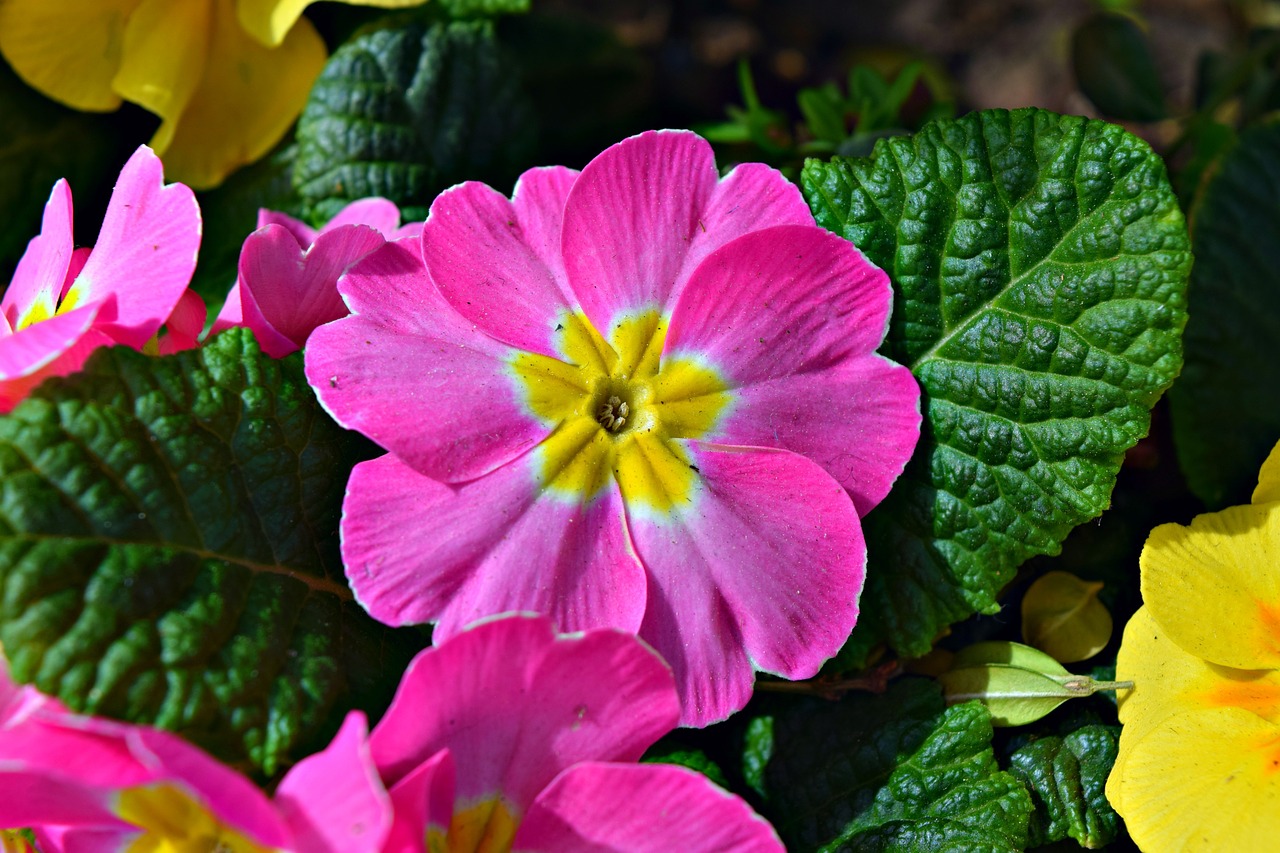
1109, 707, 1280, 852
237, 0, 426, 48
1141, 500, 1280, 670
112, 0, 213, 153
1254, 439, 1280, 505
156, 0, 327, 189
0, 0, 140, 110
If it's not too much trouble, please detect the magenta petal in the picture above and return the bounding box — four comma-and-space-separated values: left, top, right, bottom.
369, 615, 678, 814
239, 223, 384, 356
340, 454, 645, 635
511, 166, 579, 286
210, 282, 244, 339
0, 771, 126, 830
628, 442, 865, 727
516, 763, 783, 853
276, 712, 390, 853
323, 198, 403, 236
562, 130, 717, 328
3, 179, 74, 327
422, 181, 572, 356
157, 289, 207, 355
0, 302, 99, 381
258, 208, 317, 246
65, 146, 200, 349
716, 357, 921, 516
666, 224, 892, 382
383, 749, 455, 853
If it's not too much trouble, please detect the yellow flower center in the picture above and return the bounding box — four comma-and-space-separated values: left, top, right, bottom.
427, 798, 519, 853
511, 309, 731, 515
117, 784, 274, 853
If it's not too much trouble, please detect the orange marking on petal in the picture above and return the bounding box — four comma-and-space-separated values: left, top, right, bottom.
1200, 680, 1280, 724
1259, 601, 1280, 658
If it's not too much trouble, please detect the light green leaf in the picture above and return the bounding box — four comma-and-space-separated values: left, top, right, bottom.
293, 20, 534, 223
0, 330, 426, 775
753, 679, 1032, 852
1170, 119, 1280, 508
1020, 570, 1113, 663
1007, 724, 1122, 847
952, 640, 1071, 676
802, 108, 1190, 667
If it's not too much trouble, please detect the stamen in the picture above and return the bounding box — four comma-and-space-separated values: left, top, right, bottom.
596, 395, 629, 433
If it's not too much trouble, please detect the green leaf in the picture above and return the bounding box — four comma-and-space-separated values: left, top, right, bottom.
754, 679, 1032, 852
1071, 12, 1167, 121
1170, 119, 1280, 508
293, 20, 535, 223
439, 0, 529, 17
802, 108, 1190, 667
0, 330, 425, 775
641, 742, 730, 791
1007, 724, 1122, 848
952, 640, 1071, 675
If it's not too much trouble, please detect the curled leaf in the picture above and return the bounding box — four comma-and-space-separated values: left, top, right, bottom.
1021, 570, 1114, 663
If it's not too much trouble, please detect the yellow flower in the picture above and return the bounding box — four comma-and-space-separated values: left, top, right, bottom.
1108, 440, 1280, 851
0, 0, 425, 189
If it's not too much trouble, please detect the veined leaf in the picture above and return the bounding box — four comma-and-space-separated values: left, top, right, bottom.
1170, 119, 1280, 508
803, 108, 1190, 667
0, 330, 425, 775
753, 679, 1032, 852
1007, 724, 1122, 847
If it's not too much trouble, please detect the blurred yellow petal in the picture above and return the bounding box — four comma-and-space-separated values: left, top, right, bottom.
0, 0, 140, 110
1254, 439, 1280, 504
236, 0, 428, 48
1110, 707, 1280, 852
158, 0, 326, 189
1141, 501, 1280, 670
112, 0, 213, 154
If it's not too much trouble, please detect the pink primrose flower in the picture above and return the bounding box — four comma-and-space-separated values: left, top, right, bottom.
368, 614, 783, 851
0, 146, 201, 412
306, 129, 922, 726
213, 199, 423, 357
0, 615, 780, 852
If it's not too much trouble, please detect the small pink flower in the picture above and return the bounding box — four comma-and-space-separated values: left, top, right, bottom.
0, 146, 201, 412
306, 130, 921, 725
0, 615, 780, 852
369, 614, 783, 852
0, 659, 390, 852
214, 199, 422, 357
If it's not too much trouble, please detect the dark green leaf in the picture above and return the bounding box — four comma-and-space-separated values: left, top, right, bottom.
802, 108, 1190, 667
439, 0, 529, 18
0, 330, 425, 775
755, 679, 1032, 852
641, 743, 730, 791
1071, 12, 1167, 122
293, 20, 534, 223
1007, 724, 1122, 848
1170, 119, 1280, 508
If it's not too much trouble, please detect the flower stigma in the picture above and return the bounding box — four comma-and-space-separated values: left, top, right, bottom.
511, 309, 732, 514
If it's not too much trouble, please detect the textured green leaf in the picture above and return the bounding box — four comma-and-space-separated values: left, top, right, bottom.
0, 330, 425, 775
1170, 120, 1280, 508
293, 20, 534, 223
1071, 12, 1167, 122
802, 108, 1190, 667
1007, 724, 1121, 848
755, 679, 1032, 852
439, 0, 528, 17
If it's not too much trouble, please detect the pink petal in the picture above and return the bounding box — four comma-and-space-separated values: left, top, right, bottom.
369, 615, 679, 814
3, 179, 74, 327
383, 749, 455, 853
321, 198, 404, 237
37, 825, 137, 852
340, 454, 646, 636
627, 442, 865, 727
157, 289, 207, 355
258, 208, 317, 246
210, 282, 244, 337
561, 130, 717, 330
60, 249, 91, 301
125, 727, 290, 848
238, 223, 385, 356
666, 225, 893, 383
714, 357, 920, 516
276, 712, 391, 853
0, 772, 126, 830
0, 715, 154, 792
0, 325, 113, 414
511, 166, 579, 287
0, 302, 100, 381
516, 763, 784, 852
674, 161, 814, 291
306, 242, 547, 483
64, 146, 200, 349
422, 179, 573, 357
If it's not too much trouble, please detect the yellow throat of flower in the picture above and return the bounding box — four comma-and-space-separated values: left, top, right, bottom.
511, 309, 731, 515
428, 798, 519, 853
116, 784, 274, 853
